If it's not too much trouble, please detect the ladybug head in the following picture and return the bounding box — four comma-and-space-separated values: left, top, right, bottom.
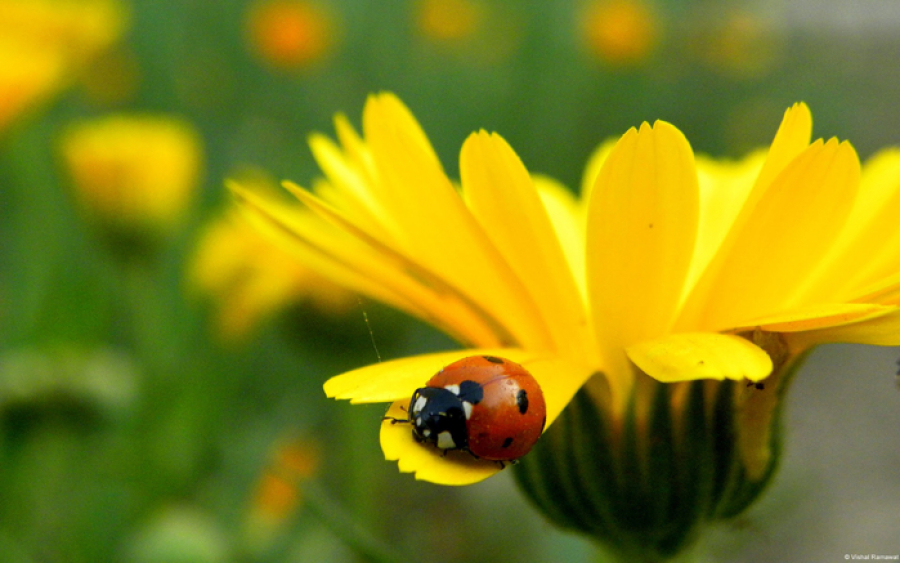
408, 386, 469, 452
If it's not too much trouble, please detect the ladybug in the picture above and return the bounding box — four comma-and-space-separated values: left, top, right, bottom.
388, 355, 546, 463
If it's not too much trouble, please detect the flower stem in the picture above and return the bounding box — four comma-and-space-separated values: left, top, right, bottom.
302, 482, 405, 563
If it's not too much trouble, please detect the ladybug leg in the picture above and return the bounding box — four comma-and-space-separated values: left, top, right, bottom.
383, 405, 410, 424
382, 416, 409, 424
464, 449, 479, 460
494, 459, 519, 469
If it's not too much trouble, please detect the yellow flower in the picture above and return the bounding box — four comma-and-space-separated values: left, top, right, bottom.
189, 195, 357, 341
245, 0, 337, 71
235, 94, 900, 491
0, 0, 127, 133
60, 114, 203, 242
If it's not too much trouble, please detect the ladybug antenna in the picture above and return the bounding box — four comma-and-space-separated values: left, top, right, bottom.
358, 296, 382, 363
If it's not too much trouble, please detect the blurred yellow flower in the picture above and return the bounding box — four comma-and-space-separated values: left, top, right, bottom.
245, 0, 337, 71
0, 0, 127, 133
236, 94, 900, 490
60, 114, 203, 241
413, 0, 520, 64
691, 8, 783, 79
581, 0, 659, 66
189, 200, 356, 341
416, 0, 483, 42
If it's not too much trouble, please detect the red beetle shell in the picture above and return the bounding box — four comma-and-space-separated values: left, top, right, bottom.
427, 355, 546, 461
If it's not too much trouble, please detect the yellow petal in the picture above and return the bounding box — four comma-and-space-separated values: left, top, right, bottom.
534, 174, 587, 301
785, 307, 900, 349
358, 93, 553, 351
307, 133, 388, 236
233, 180, 505, 347
676, 104, 812, 330
586, 121, 700, 392
626, 332, 773, 383
687, 151, 765, 296
282, 181, 522, 346
579, 138, 618, 202
232, 183, 418, 314
461, 131, 592, 362
741, 303, 896, 333
850, 270, 900, 305
800, 148, 900, 301
840, 148, 900, 248
333, 112, 376, 181
750, 103, 812, 201
683, 138, 861, 331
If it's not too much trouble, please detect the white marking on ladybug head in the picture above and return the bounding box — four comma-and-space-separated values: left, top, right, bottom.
444, 384, 461, 395
422, 428, 431, 438
413, 395, 428, 415
462, 401, 473, 420
437, 431, 456, 450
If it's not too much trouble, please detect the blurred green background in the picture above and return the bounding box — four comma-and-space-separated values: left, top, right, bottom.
1, 1, 899, 562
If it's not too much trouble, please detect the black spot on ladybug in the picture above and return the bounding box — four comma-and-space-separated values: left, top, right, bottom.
458, 380, 484, 404
516, 389, 529, 414
482, 355, 504, 364
502, 437, 513, 448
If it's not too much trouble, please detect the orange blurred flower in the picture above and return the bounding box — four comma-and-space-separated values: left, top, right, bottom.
581, 0, 659, 66
244, 437, 321, 546
246, 0, 337, 70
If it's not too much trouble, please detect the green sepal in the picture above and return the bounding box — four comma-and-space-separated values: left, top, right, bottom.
514, 388, 618, 534
513, 349, 802, 561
